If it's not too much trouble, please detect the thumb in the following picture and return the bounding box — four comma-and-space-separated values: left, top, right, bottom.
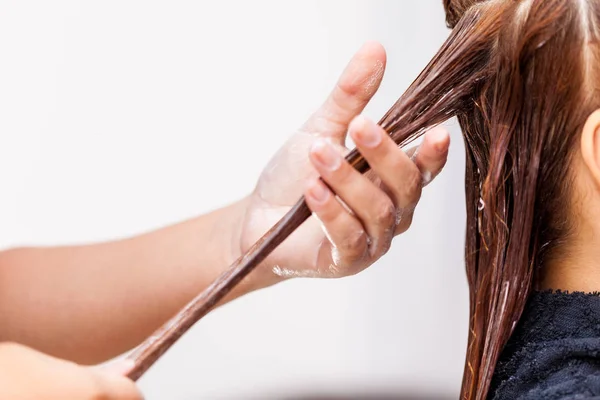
302, 41, 386, 144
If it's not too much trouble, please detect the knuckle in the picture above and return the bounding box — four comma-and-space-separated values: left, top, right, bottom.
370, 229, 394, 260
374, 200, 396, 227
395, 212, 415, 234
336, 80, 362, 100
338, 232, 368, 268
400, 166, 423, 206
341, 229, 367, 253
333, 162, 354, 185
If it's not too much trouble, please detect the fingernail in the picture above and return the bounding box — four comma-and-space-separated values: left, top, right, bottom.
309, 180, 330, 204
427, 127, 449, 153
311, 139, 342, 171
353, 117, 382, 148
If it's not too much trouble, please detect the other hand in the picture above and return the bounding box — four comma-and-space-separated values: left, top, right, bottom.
0, 342, 142, 400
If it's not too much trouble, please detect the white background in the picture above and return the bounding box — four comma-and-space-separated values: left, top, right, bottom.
0, 1, 469, 398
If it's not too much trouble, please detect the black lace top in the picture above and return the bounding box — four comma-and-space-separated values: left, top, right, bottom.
489, 291, 600, 399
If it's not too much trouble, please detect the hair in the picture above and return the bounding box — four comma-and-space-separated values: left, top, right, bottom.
369, 0, 600, 398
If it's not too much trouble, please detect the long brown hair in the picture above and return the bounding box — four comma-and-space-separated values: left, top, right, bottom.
374, 0, 600, 398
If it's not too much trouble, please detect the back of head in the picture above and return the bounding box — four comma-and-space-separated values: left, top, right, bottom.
375, 0, 600, 399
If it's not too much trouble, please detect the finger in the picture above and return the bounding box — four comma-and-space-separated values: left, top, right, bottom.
411, 125, 450, 186
349, 115, 424, 211
303, 41, 387, 143
304, 179, 369, 273
309, 139, 395, 258
92, 369, 144, 400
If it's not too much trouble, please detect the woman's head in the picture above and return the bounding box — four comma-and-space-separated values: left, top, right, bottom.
374, 0, 600, 398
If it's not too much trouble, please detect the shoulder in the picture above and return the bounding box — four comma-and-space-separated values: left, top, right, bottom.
489, 337, 600, 399
489, 291, 600, 400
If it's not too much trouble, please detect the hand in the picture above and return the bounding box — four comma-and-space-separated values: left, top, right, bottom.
0, 342, 142, 400
237, 41, 450, 283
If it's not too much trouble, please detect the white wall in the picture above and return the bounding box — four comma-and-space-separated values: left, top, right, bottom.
0, 1, 469, 398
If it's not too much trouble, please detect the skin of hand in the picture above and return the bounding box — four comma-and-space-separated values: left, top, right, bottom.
0, 342, 142, 400
0, 41, 449, 365
237, 41, 450, 285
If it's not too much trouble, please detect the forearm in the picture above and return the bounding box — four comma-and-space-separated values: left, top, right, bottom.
0, 197, 275, 364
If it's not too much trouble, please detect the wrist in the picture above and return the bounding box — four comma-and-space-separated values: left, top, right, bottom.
219, 196, 284, 299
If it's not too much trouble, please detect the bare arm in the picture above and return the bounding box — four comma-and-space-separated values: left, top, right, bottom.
0, 199, 256, 364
